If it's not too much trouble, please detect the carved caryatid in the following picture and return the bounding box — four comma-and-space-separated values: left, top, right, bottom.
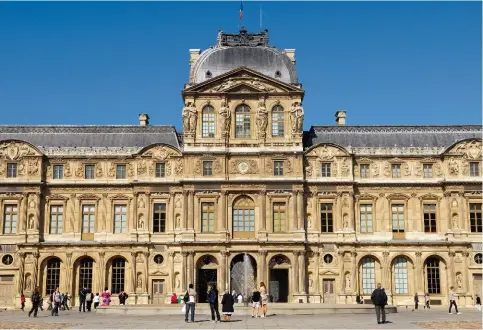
182, 102, 197, 135
256, 99, 268, 139
290, 102, 304, 134
219, 101, 231, 138
182, 102, 191, 133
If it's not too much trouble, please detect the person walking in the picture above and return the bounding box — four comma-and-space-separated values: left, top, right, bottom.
52, 288, 61, 316
371, 283, 388, 325
62, 293, 70, 310
424, 293, 430, 309
86, 289, 93, 311
221, 289, 235, 322
93, 293, 100, 310
260, 282, 268, 317
28, 289, 41, 318
207, 284, 221, 323
79, 287, 87, 312
118, 291, 129, 305
448, 286, 461, 314
251, 288, 261, 318
412, 293, 419, 311
184, 284, 197, 323
20, 293, 25, 311
476, 294, 481, 312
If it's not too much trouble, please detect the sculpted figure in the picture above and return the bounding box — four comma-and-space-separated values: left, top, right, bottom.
138, 216, 144, 230
345, 274, 351, 290
188, 103, 198, 134
137, 274, 142, 288
182, 102, 191, 133
452, 214, 459, 229
219, 101, 231, 138
290, 102, 304, 133
256, 99, 268, 139
456, 274, 462, 289
343, 214, 349, 228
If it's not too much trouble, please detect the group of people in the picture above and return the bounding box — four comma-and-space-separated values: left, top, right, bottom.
178, 282, 269, 323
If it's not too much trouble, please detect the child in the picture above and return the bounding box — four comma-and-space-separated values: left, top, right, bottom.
20, 294, 25, 311
93, 293, 100, 310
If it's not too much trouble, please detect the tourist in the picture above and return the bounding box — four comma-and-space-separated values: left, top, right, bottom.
63, 293, 70, 310
231, 290, 237, 302
93, 293, 100, 309
356, 294, 361, 304
171, 293, 178, 304
184, 283, 197, 323
448, 286, 461, 314
52, 288, 61, 316
79, 287, 87, 312
119, 291, 129, 305
237, 294, 243, 304
20, 293, 25, 311
251, 288, 261, 318
28, 289, 41, 318
221, 289, 235, 322
207, 284, 221, 323
424, 293, 430, 309
412, 292, 419, 311
86, 289, 93, 311
260, 282, 268, 317
101, 288, 111, 306
371, 283, 388, 325
476, 294, 481, 311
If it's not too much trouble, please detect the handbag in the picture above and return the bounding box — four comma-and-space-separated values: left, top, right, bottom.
181, 304, 186, 313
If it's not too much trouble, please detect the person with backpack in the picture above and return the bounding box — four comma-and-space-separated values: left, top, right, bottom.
28, 289, 41, 318
86, 289, 93, 311
207, 284, 220, 323
79, 287, 87, 312
251, 288, 261, 318
184, 283, 197, 323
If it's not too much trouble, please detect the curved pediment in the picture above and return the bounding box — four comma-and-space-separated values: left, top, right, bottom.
444, 139, 482, 160
138, 144, 182, 159
305, 143, 350, 160
0, 140, 43, 160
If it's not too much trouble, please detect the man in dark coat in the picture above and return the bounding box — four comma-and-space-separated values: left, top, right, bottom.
28, 289, 41, 318
79, 287, 87, 312
371, 283, 388, 324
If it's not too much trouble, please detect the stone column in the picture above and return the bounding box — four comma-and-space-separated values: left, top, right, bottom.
143, 252, 150, 293
313, 251, 320, 294
259, 191, 267, 232
219, 191, 227, 232
220, 251, 228, 291
98, 252, 106, 293
188, 251, 195, 286
382, 251, 390, 290
183, 192, 189, 230
448, 251, 456, 289
188, 192, 194, 231
351, 252, 357, 294
297, 191, 304, 230
293, 251, 299, 293
130, 252, 137, 293
338, 251, 345, 293
169, 193, 175, 232
69, 194, 76, 234
16, 252, 25, 293
415, 251, 422, 293
32, 252, 39, 290
65, 253, 73, 294
132, 194, 138, 233
20, 196, 27, 233
298, 251, 306, 293
181, 252, 188, 290
259, 250, 268, 286
169, 252, 175, 292
292, 192, 298, 231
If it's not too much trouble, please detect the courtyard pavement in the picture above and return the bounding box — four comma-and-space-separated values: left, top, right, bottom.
0, 307, 481, 329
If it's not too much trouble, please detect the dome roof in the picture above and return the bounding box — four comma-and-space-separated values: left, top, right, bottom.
190, 29, 298, 85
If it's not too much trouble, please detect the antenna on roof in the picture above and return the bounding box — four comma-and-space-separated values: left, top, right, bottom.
239, 1, 244, 31
260, 5, 262, 31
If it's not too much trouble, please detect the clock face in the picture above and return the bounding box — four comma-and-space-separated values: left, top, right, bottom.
238, 161, 249, 174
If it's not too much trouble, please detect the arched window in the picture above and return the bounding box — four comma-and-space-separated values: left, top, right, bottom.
426, 258, 440, 294
271, 105, 284, 137
394, 257, 408, 294
232, 196, 255, 238
46, 258, 61, 295
235, 104, 251, 138
79, 258, 93, 291
111, 258, 126, 294
202, 105, 215, 138
361, 257, 375, 294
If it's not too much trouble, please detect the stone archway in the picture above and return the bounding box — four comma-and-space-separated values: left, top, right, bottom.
230, 253, 257, 300
269, 254, 291, 302
196, 255, 218, 303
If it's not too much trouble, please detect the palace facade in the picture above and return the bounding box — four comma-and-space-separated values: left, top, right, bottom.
0, 29, 481, 308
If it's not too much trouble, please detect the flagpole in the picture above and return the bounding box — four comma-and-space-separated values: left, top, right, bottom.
260, 5, 262, 31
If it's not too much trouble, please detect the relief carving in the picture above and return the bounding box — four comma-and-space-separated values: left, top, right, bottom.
340, 158, 350, 177
0, 162, 5, 176
461, 161, 469, 175
290, 102, 304, 134
0, 142, 35, 160
448, 158, 459, 176
95, 163, 103, 177
229, 159, 258, 174
175, 158, 183, 175
402, 163, 411, 176
75, 163, 83, 177
219, 101, 231, 139
137, 159, 147, 175
371, 162, 380, 177
182, 102, 197, 135
64, 162, 72, 177
27, 158, 40, 176
127, 163, 135, 177
107, 163, 115, 177
415, 163, 422, 176
256, 99, 268, 139
383, 162, 391, 177
434, 163, 443, 176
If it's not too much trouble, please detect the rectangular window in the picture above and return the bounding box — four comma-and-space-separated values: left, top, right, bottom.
85, 165, 95, 179
320, 203, 333, 233
3, 205, 17, 234
113, 205, 127, 233
153, 203, 166, 233
391, 204, 405, 233
360, 164, 370, 178
470, 162, 480, 177
423, 164, 433, 178
362, 257, 376, 294
423, 204, 437, 233
82, 205, 95, 234
321, 163, 331, 177
201, 202, 215, 232
116, 165, 126, 179
53, 165, 64, 179
202, 110, 215, 138
274, 161, 284, 176
394, 258, 408, 294
271, 111, 284, 137
470, 203, 482, 233
273, 202, 286, 232
360, 204, 373, 233
6, 164, 17, 178
391, 164, 401, 178
155, 163, 166, 178
202, 161, 213, 176
49, 205, 64, 234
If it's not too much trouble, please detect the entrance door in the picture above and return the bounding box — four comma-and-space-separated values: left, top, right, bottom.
269, 269, 289, 302
322, 279, 335, 304
197, 269, 217, 303
473, 274, 482, 300
0, 275, 14, 307
152, 279, 165, 304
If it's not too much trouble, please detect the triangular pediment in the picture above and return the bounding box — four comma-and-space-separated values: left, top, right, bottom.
320, 270, 339, 276
183, 67, 303, 94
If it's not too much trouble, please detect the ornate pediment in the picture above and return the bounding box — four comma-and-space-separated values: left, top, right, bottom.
149, 270, 169, 276
0, 141, 41, 160
140, 145, 180, 160
307, 145, 347, 160
320, 270, 339, 276
446, 139, 482, 160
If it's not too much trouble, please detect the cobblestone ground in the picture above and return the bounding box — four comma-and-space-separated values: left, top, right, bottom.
0, 308, 481, 329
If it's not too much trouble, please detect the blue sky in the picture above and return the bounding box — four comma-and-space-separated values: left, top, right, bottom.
0, 1, 481, 129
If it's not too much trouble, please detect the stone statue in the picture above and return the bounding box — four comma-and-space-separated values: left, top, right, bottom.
290, 102, 304, 134
456, 274, 462, 289
256, 99, 268, 139
188, 103, 198, 134
28, 215, 35, 230
176, 216, 181, 229
452, 200, 458, 208
452, 214, 459, 230
175, 275, 180, 289
25, 276, 32, 291
138, 197, 145, 209
307, 216, 312, 229
343, 214, 349, 228
137, 274, 142, 288
309, 278, 313, 288
137, 216, 144, 230
219, 101, 231, 138
182, 102, 191, 133
345, 274, 351, 290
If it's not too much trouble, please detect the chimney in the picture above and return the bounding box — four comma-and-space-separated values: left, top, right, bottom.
283, 49, 296, 66
335, 110, 346, 126
189, 49, 201, 68
139, 113, 150, 126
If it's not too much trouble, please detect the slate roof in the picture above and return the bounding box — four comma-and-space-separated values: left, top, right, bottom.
304, 125, 482, 150
0, 125, 181, 150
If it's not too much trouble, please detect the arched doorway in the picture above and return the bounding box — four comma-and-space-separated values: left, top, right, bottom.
230, 253, 257, 300
75, 257, 95, 292
269, 255, 290, 302
196, 255, 218, 303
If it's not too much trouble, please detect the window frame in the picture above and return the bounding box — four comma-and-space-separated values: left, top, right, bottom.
423, 203, 437, 233
46, 258, 61, 295
391, 164, 401, 178
49, 204, 64, 234
81, 204, 96, 235
360, 164, 370, 179
423, 164, 433, 178
6, 163, 17, 178
113, 204, 128, 234
53, 165, 64, 179
78, 258, 94, 292
110, 258, 125, 294
469, 162, 480, 177
393, 257, 408, 294
321, 163, 331, 178
232, 196, 255, 239
469, 202, 482, 233
116, 164, 126, 179
271, 105, 285, 137
202, 161, 213, 176
320, 203, 333, 233
361, 257, 376, 294
272, 202, 287, 233
3, 204, 18, 234
85, 164, 95, 179
359, 203, 373, 233
273, 160, 284, 176
235, 104, 251, 138
391, 203, 405, 233
153, 203, 167, 233
201, 202, 215, 233
426, 258, 441, 294
155, 163, 166, 178
201, 105, 216, 138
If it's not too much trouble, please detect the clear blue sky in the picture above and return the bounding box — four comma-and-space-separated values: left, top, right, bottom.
0, 1, 481, 129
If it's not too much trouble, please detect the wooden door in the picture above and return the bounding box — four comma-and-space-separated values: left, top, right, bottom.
322, 279, 335, 304
152, 279, 165, 305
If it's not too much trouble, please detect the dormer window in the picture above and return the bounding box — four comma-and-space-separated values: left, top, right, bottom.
275, 70, 282, 78
205, 70, 212, 79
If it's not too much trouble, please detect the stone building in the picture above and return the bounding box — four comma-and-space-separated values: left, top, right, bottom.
0, 29, 481, 308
